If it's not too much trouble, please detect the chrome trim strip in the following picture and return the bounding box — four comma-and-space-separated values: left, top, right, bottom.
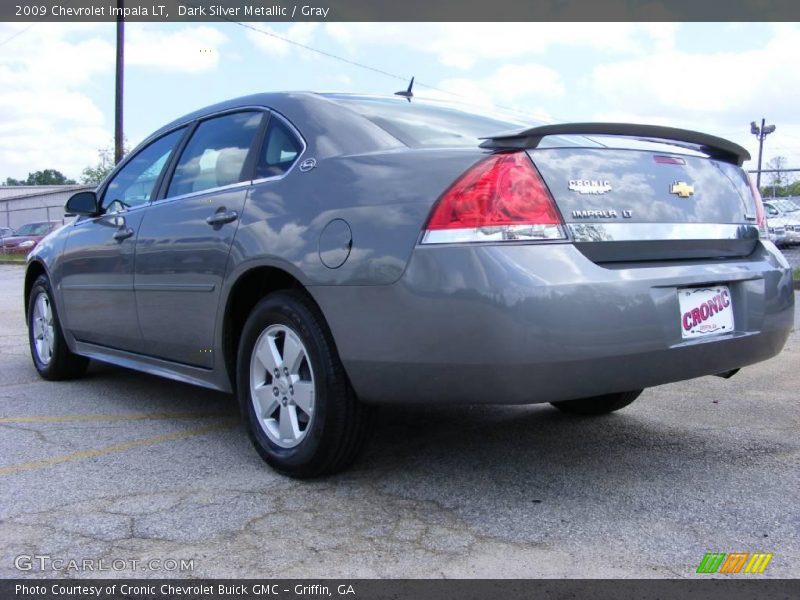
422, 225, 567, 245
567, 223, 759, 242
149, 180, 252, 207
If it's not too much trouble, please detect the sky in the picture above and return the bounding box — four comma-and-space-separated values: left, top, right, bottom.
1, 21, 799, 182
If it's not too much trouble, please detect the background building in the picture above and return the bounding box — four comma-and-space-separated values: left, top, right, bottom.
0, 185, 92, 230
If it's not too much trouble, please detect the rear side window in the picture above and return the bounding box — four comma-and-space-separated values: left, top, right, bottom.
167, 111, 263, 197
103, 128, 185, 211
255, 117, 303, 179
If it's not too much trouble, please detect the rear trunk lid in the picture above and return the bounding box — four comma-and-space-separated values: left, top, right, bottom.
530, 147, 759, 262
480, 123, 759, 263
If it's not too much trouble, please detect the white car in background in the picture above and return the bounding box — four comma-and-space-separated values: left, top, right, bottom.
763, 200, 800, 245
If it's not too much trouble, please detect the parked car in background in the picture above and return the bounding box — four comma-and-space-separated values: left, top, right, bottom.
1, 221, 60, 254
23, 93, 795, 477
0, 226, 15, 239
766, 222, 788, 246
763, 200, 800, 245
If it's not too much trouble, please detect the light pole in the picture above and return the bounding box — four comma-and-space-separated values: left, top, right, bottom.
750, 118, 776, 190
114, 0, 124, 165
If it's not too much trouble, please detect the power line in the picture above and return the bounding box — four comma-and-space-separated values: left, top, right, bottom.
0, 0, 75, 49
0, 23, 36, 48
225, 19, 562, 124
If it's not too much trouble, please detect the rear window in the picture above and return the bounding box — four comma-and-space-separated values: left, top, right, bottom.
327, 95, 592, 150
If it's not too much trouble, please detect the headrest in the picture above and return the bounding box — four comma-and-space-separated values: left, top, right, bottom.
215, 147, 247, 188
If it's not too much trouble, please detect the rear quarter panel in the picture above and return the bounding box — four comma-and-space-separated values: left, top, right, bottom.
229, 148, 487, 286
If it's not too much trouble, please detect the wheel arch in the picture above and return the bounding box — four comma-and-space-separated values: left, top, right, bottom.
221, 265, 328, 392
24, 260, 49, 319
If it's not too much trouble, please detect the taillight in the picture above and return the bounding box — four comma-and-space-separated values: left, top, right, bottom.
421, 152, 566, 244
746, 173, 767, 239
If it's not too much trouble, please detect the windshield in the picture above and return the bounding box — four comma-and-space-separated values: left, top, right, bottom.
325, 95, 595, 150
775, 200, 799, 213
15, 222, 52, 236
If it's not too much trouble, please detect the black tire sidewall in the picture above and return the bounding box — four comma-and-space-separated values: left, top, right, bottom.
28, 276, 65, 378
237, 293, 340, 473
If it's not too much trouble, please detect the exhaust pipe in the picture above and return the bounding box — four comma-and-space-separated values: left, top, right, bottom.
714, 368, 740, 379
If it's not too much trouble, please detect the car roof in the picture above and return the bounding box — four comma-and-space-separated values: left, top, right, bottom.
152, 91, 347, 138
143, 92, 407, 160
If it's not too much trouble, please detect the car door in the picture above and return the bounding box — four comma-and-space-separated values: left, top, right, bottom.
133, 110, 265, 368
59, 127, 186, 351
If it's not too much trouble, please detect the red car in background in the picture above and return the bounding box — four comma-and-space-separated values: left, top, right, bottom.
0, 221, 60, 254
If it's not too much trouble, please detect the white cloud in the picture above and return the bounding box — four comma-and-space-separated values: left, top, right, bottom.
588, 24, 800, 167
0, 24, 113, 180
0, 23, 229, 180
590, 24, 800, 119
440, 64, 564, 103
325, 23, 679, 69
126, 24, 227, 73
419, 64, 564, 121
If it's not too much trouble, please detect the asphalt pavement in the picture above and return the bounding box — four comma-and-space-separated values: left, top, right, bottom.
0, 264, 797, 579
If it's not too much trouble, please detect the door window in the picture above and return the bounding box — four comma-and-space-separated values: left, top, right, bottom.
256, 117, 303, 178
167, 111, 263, 198
102, 128, 185, 213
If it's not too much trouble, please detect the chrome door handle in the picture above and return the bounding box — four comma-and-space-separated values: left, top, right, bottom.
113, 227, 134, 241
206, 209, 238, 227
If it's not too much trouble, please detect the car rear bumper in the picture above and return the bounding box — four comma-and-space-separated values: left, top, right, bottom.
309, 241, 795, 405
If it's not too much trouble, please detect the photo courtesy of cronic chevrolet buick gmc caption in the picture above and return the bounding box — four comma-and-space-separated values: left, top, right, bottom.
24, 93, 795, 477
14, 584, 356, 596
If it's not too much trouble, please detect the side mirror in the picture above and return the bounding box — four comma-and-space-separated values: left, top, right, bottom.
65, 191, 100, 217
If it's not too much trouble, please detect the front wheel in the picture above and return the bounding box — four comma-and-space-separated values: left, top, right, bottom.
28, 275, 89, 380
236, 290, 370, 478
551, 390, 643, 416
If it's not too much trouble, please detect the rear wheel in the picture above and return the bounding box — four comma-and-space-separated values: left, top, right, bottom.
28, 275, 89, 380
237, 290, 370, 478
551, 390, 642, 416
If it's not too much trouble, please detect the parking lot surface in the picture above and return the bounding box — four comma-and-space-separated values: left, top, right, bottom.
0, 264, 798, 579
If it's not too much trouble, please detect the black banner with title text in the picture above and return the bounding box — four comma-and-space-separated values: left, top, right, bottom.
3, 0, 800, 22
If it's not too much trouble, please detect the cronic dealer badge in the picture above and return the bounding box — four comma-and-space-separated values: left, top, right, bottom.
568, 179, 612, 194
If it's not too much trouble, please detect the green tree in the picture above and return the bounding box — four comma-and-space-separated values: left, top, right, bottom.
3, 169, 76, 185
81, 141, 130, 184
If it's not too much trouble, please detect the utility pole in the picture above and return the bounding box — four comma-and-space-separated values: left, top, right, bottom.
114, 0, 125, 164
750, 118, 776, 190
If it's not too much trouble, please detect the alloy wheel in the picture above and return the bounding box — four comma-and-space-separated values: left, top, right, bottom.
249, 324, 316, 448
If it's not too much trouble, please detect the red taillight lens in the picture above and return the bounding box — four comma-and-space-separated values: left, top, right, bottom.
422, 152, 565, 244
747, 173, 767, 238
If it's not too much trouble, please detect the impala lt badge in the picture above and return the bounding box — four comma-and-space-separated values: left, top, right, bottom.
568, 179, 612, 195
572, 209, 633, 219
670, 181, 695, 197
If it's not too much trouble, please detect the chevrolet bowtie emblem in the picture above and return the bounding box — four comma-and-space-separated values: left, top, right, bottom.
670, 181, 695, 198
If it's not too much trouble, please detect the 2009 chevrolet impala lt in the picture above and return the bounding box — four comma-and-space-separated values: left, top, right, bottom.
24, 93, 795, 476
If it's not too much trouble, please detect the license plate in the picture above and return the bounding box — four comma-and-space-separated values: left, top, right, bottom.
678, 286, 734, 339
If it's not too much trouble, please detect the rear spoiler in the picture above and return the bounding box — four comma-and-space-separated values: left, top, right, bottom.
479, 122, 751, 166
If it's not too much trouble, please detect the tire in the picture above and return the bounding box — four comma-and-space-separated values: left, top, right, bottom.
551, 390, 642, 416
28, 274, 89, 380
236, 290, 370, 478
